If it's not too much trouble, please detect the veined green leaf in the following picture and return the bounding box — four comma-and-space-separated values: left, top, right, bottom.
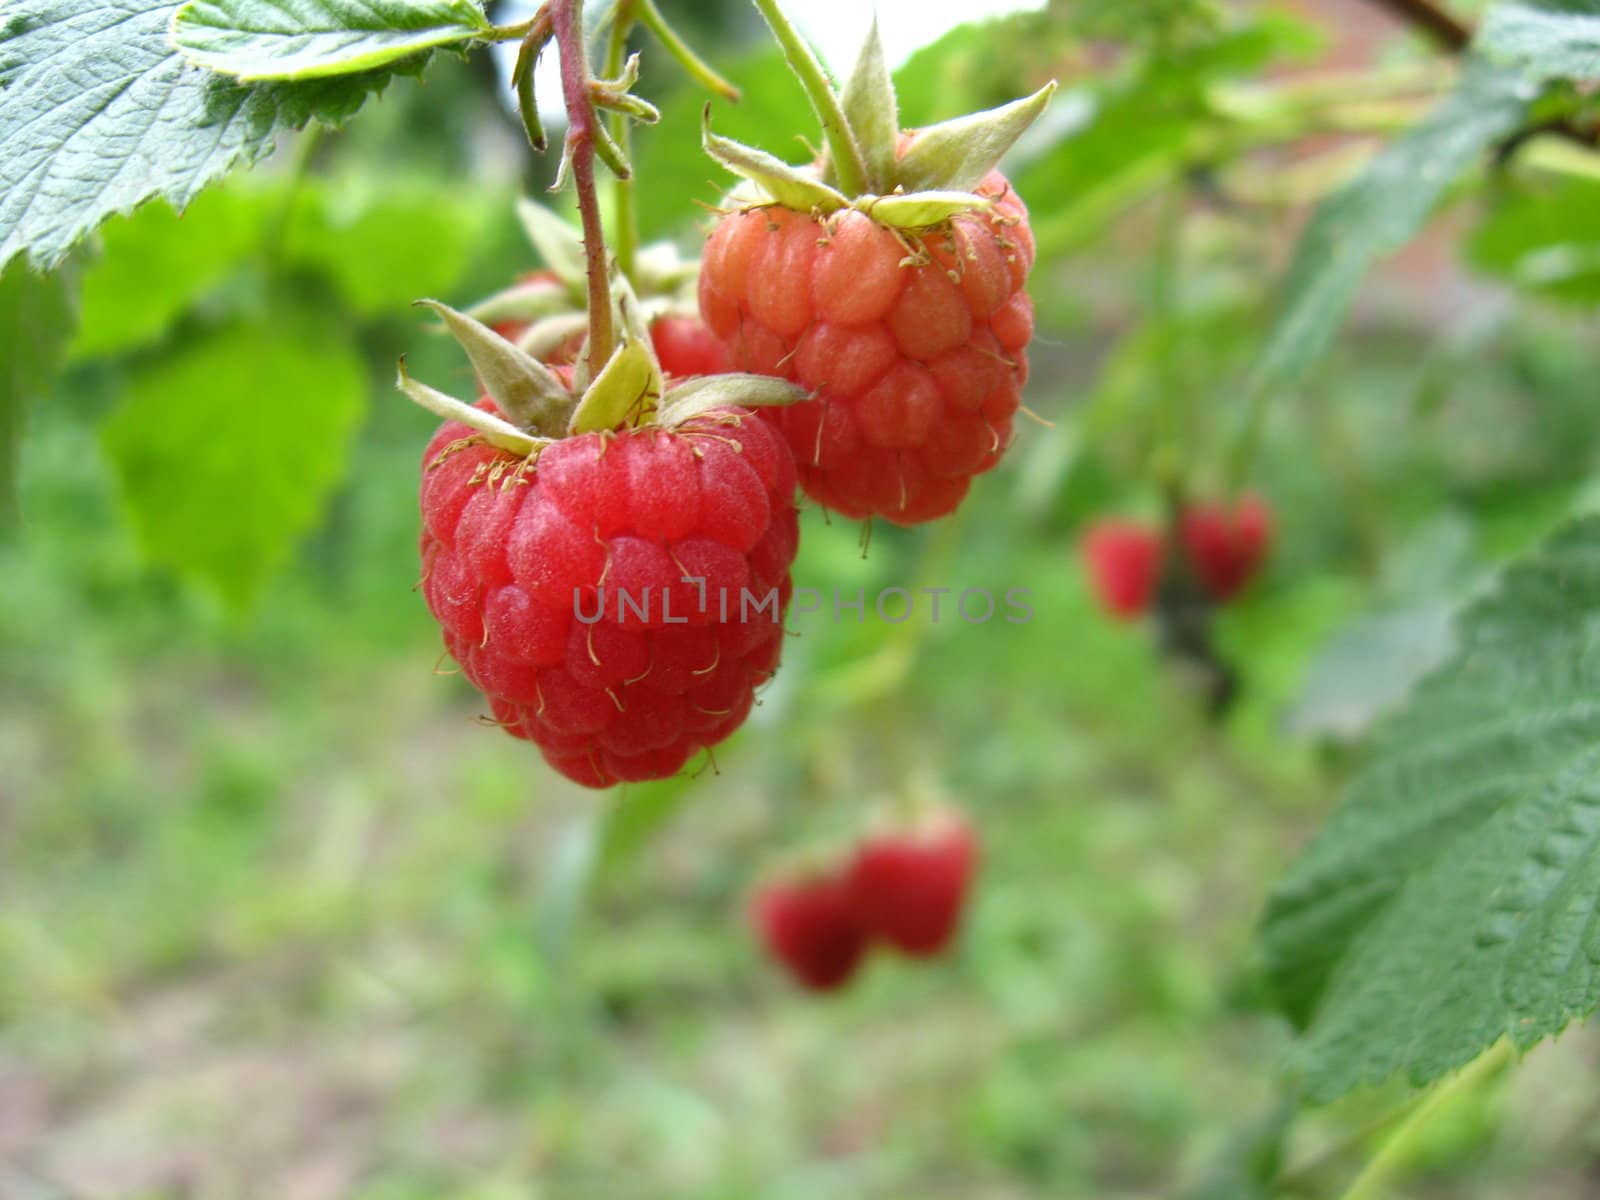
1477, 0, 1600, 83
1262, 515, 1600, 1101
172, 0, 490, 82
0, 0, 401, 271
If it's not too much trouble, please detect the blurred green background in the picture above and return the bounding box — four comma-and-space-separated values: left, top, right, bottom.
6, 1, 1600, 1196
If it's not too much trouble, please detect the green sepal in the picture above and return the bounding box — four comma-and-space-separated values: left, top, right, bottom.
567, 336, 662, 434
893, 82, 1057, 194
396, 358, 547, 458
415, 299, 572, 433
658, 374, 812, 427
861, 190, 992, 228
840, 19, 899, 193
516, 198, 590, 295
466, 276, 574, 325
514, 313, 591, 360
703, 106, 850, 213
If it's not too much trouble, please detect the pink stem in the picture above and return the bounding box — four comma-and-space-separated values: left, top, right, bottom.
550, 0, 615, 379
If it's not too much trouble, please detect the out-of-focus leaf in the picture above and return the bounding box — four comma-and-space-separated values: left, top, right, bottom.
70, 188, 267, 360
1262, 515, 1600, 1101
1467, 176, 1600, 306
172, 0, 488, 81
1477, 0, 1600, 83
1253, 61, 1536, 386
597, 776, 697, 876
0, 260, 76, 523
0, 0, 401, 272
1019, 15, 1323, 255
285, 179, 493, 317
1286, 608, 1457, 740
102, 320, 366, 608
630, 48, 812, 239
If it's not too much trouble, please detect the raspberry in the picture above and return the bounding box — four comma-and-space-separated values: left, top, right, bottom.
698, 170, 1034, 524
750, 866, 869, 991
1081, 519, 1162, 620
1180, 494, 1273, 602
419, 403, 799, 788
847, 810, 979, 958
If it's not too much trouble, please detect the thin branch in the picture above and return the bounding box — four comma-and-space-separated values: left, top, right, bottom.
1361, 0, 1471, 52
551, 0, 616, 377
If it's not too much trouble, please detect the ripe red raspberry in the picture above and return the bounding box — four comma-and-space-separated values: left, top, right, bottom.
1081, 519, 1162, 620
419, 404, 799, 789
847, 811, 979, 958
698, 170, 1035, 524
750, 867, 869, 991
1180, 495, 1272, 602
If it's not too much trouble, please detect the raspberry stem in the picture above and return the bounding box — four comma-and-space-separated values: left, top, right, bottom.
604, 4, 639, 284
749, 0, 871, 197
551, 0, 617, 379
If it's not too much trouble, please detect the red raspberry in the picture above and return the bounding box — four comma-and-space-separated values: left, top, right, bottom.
847, 811, 979, 958
1180, 495, 1272, 602
698, 170, 1034, 524
419, 404, 799, 789
750, 867, 869, 991
1081, 519, 1162, 620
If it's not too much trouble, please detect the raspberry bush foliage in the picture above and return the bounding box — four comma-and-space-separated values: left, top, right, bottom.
8, 0, 1600, 1193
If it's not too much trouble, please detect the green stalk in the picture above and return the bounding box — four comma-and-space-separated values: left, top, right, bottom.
748, 0, 869, 196
1336, 1040, 1513, 1200
604, 2, 639, 283
636, 0, 739, 102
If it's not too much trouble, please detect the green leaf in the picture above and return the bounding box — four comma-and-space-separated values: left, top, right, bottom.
1261, 515, 1600, 1102
1253, 61, 1536, 386
0, 260, 76, 523
1477, 0, 1600, 83
0, 0, 402, 271
70, 187, 266, 360
596, 777, 697, 876
102, 320, 367, 608
172, 0, 489, 82
285, 178, 493, 317
1468, 175, 1600, 306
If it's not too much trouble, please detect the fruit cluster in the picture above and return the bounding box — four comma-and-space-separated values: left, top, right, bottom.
404, 22, 1054, 791
750, 810, 979, 991
1081, 495, 1273, 620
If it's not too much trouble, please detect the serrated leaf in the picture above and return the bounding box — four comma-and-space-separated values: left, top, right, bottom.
172, 0, 489, 82
71, 186, 266, 359
1261, 515, 1600, 1102
894, 82, 1057, 195
1253, 60, 1536, 386
0, 0, 399, 271
0, 260, 76, 524
1477, 0, 1600, 83
841, 19, 899, 193
1468, 176, 1600, 306
102, 321, 366, 608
